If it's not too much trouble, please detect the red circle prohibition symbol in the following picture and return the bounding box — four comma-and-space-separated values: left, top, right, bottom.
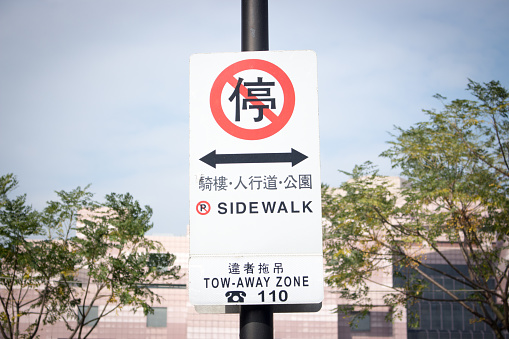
196, 201, 211, 215
210, 59, 295, 140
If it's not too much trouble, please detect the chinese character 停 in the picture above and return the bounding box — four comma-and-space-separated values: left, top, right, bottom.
229, 77, 276, 123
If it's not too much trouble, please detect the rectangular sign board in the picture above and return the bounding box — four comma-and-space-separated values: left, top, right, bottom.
189, 50, 322, 309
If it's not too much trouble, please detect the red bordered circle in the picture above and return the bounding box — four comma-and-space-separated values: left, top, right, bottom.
196, 201, 211, 215
210, 59, 295, 140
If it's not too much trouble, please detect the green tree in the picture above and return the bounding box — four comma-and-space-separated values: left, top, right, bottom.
322, 80, 509, 338
56, 192, 181, 339
0, 175, 181, 339
0, 174, 62, 339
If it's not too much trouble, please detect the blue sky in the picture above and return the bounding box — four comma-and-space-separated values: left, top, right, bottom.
1, 0, 508, 235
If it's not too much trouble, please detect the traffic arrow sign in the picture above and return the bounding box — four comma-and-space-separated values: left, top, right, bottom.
199, 148, 308, 168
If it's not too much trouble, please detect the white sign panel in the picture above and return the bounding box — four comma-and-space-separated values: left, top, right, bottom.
189, 50, 322, 307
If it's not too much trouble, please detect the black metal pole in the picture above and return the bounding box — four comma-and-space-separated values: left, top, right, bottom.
240, 1, 273, 339
241, 0, 269, 52
240, 305, 273, 339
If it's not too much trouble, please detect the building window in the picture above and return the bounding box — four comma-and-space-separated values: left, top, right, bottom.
147, 253, 172, 272
142, 283, 186, 289
350, 311, 370, 332
78, 306, 98, 327
147, 307, 167, 327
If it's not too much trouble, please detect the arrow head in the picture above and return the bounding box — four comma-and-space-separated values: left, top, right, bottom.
291, 148, 308, 166
200, 150, 217, 168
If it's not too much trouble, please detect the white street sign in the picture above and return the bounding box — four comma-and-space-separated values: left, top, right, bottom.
189, 50, 322, 308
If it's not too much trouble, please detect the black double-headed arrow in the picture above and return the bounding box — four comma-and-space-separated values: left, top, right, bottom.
200, 148, 308, 168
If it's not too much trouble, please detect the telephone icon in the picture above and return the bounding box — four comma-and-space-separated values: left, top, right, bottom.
225, 291, 246, 303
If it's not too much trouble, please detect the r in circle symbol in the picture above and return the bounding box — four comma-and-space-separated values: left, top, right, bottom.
196, 201, 211, 215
